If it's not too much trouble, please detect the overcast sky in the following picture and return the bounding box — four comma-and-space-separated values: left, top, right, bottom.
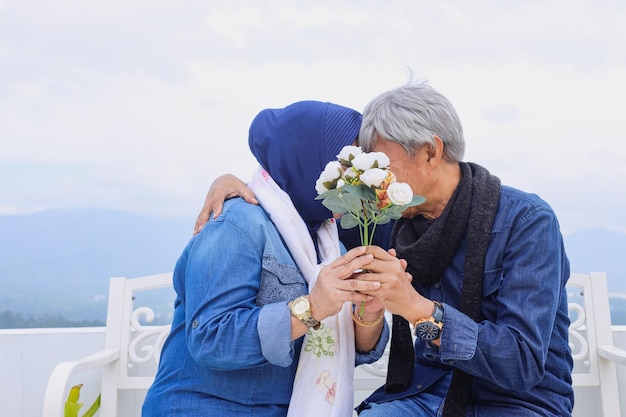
1, 0, 625, 235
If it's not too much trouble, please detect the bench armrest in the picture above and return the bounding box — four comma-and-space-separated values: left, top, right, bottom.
598, 344, 626, 366
42, 348, 120, 417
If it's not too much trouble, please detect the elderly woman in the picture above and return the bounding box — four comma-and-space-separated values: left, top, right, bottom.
142, 101, 399, 417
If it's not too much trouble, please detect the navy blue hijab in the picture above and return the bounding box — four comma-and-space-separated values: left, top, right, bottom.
248, 100, 361, 235
248, 100, 393, 248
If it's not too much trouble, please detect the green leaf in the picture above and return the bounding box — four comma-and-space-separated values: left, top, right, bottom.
82, 394, 101, 417
64, 385, 83, 417
375, 215, 393, 225
385, 205, 403, 216
344, 184, 376, 201
409, 195, 426, 206
67, 384, 82, 405
315, 188, 341, 200
340, 213, 360, 229
321, 196, 348, 214
362, 200, 379, 214
339, 192, 364, 213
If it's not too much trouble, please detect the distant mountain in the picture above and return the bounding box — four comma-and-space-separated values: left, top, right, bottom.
1, 209, 625, 326
0, 208, 192, 322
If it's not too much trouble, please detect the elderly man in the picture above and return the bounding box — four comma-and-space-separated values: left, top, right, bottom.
194, 82, 573, 417
354, 82, 573, 417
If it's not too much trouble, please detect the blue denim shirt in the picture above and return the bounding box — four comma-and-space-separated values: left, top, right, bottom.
142, 198, 389, 417
365, 186, 574, 417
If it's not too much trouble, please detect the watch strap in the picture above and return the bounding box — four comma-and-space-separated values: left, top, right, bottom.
432, 301, 444, 323
414, 301, 444, 341
301, 315, 321, 329
290, 296, 321, 330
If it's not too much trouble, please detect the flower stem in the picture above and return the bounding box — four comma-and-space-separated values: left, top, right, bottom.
359, 217, 372, 317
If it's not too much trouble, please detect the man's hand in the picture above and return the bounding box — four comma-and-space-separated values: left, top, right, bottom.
194, 174, 258, 235
356, 246, 432, 323
307, 246, 380, 321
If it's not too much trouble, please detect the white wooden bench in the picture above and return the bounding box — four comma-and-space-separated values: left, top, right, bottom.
43, 272, 626, 417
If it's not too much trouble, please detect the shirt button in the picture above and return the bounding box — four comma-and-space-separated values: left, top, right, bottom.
416, 384, 423, 390
192, 320, 198, 328
433, 283, 441, 289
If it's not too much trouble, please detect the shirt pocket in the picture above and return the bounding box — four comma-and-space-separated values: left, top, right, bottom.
482, 267, 503, 298
256, 255, 307, 306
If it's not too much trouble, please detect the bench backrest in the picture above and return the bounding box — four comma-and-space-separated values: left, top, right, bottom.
46, 272, 622, 416
99, 273, 173, 415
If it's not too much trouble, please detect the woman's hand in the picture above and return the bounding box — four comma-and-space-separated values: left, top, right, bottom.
194, 174, 258, 235
356, 246, 431, 321
307, 246, 380, 321
355, 248, 407, 316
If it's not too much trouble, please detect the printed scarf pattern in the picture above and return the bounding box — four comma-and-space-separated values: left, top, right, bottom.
249, 167, 356, 417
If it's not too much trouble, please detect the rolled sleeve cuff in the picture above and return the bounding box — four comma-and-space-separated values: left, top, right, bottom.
355, 320, 390, 365
257, 302, 295, 367
439, 303, 478, 363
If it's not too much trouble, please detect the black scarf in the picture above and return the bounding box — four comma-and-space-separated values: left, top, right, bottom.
386, 162, 501, 417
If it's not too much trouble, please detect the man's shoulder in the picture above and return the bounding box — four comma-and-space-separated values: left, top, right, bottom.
499, 185, 553, 212
494, 185, 559, 229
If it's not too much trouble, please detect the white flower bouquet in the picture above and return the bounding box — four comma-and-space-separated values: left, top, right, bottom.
315, 145, 425, 246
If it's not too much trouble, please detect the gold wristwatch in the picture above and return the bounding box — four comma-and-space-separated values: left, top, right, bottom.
414, 301, 444, 341
290, 296, 320, 330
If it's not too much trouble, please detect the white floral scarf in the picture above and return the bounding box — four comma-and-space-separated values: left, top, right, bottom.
249, 167, 355, 417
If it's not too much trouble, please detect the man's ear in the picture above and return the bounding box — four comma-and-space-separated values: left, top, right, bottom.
427, 135, 445, 163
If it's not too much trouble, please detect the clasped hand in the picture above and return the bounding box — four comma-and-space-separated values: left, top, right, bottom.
307, 246, 411, 322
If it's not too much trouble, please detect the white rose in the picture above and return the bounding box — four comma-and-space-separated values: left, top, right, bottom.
315, 160, 342, 193
352, 151, 391, 170
351, 152, 378, 170
344, 167, 358, 182
360, 168, 388, 188
370, 152, 390, 169
387, 182, 413, 205
337, 145, 363, 162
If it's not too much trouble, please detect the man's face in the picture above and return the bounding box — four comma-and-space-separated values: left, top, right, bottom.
372, 137, 432, 218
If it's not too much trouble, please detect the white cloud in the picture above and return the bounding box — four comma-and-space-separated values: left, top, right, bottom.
0, 204, 46, 215
0, 0, 625, 233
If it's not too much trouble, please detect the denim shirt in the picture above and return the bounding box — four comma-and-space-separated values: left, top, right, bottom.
365, 186, 574, 417
142, 198, 389, 417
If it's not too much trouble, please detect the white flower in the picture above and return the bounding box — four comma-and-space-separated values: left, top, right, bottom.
343, 166, 358, 181
315, 160, 343, 193
387, 182, 414, 205
369, 152, 390, 169
360, 168, 388, 188
351, 151, 390, 170
337, 145, 363, 162
351, 153, 377, 170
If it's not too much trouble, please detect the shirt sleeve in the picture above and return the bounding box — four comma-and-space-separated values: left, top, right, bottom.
355, 319, 390, 366
257, 301, 296, 367
183, 203, 296, 370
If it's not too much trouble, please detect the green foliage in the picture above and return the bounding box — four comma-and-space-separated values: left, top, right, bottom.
316, 146, 427, 315
316, 182, 425, 244
65, 384, 101, 417
0, 310, 105, 329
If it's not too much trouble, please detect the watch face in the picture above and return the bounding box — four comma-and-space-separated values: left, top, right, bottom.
292, 298, 309, 315
416, 322, 440, 341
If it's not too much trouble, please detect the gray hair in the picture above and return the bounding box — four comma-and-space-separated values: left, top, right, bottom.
359, 81, 465, 162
